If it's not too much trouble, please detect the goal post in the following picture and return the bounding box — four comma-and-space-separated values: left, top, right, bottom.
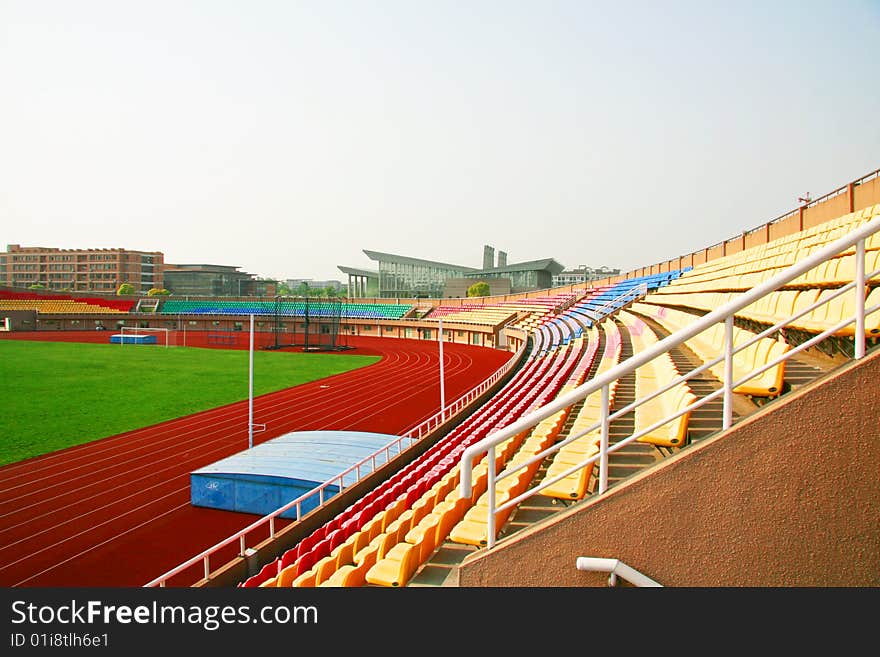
116, 326, 178, 347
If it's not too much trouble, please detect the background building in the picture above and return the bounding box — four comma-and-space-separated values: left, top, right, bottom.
443, 278, 511, 298
336, 266, 379, 298
163, 264, 276, 297
362, 250, 477, 298
284, 278, 344, 295
553, 265, 622, 287
340, 245, 564, 298
1, 244, 163, 294
463, 258, 563, 295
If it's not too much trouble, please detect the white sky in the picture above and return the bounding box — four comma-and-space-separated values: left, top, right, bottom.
1, 1, 878, 282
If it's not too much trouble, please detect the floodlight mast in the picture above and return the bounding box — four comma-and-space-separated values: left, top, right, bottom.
248, 314, 254, 449
439, 318, 446, 420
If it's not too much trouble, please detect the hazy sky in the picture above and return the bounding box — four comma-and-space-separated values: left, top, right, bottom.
2, 1, 878, 282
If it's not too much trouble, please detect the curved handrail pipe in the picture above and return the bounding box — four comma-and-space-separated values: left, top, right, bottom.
460, 214, 880, 538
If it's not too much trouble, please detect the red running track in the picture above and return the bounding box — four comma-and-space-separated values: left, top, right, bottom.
0, 331, 512, 587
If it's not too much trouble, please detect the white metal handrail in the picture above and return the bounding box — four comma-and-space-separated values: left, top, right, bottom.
460, 214, 880, 549
499, 286, 880, 521
404, 332, 527, 439
143, 333, 528, 587
575, 556, 663, 587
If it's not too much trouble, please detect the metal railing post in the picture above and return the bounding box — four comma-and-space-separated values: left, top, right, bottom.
722, 315, 734, 430
856, 239, 866, 359
486, 445, 497, 549
599, 384, 610, 494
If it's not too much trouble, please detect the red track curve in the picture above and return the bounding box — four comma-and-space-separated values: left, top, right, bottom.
0, 331, 512, 587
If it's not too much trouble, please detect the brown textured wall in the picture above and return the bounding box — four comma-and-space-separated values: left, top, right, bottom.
457, 349, 880, 587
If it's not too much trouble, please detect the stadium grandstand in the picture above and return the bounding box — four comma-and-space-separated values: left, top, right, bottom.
0, 167, 878, 589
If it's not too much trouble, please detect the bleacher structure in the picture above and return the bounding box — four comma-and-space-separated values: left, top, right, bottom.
147, 269, 722, 588
148, 202, 880, 589
5, 172, 878, 588
158, 298, 414, 321
0, 289, 136, 314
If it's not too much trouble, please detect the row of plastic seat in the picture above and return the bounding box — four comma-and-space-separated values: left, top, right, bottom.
427, 309, 518, 326
536, 320, 620, 500
0, 290, 136, 311
242, 209, 879, 587
353, 335, 594, 582
0, 300, 127, 313
673, 205, 878, 284
428, 293, 581, 334
629, 303, 789, 397
619, 311, 697, 448
158, 299, 413, 319
655, 205, 880, 294
535, 308, 695, 504
645, 286, 880, 338
248, 287, 709, 585
325, 307, 610, 579
242, 280, 709, 586
436, 326, 602, 550
568, 272, 674, 320
241, 324, 592, 587
653, 249, 880, 295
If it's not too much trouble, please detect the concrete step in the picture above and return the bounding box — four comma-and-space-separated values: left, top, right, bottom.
407, 542, 476, 587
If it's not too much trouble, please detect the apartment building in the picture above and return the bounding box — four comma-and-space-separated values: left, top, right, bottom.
1, 244, 164, 294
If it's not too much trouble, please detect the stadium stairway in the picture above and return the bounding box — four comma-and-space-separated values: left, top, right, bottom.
231, 240, 864, 588
404, 300, 842, 587
404, 309, 691, 585
282, 277, 733, 587
236, 329, 586, 588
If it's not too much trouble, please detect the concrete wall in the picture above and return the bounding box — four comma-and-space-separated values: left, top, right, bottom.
803, 192, 850, 230
456, 348, 880, 587
0, 309, 37, 331
855, 176, 880, 209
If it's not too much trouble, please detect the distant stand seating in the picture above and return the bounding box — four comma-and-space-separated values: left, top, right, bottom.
0, 289, 135, 313
425, 292, 582, 331
158, 299, 413, 320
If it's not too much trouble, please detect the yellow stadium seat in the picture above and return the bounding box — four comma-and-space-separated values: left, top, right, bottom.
365, 541, 421, 587
320, 544, 379, 587
291, 569, 317, 587
731, 339, 788, 397
538, 436, 600, 500
635, 385, 696, 447
381, 495, 408, 531
276, 563, 298, 587
448, 486, 517, 548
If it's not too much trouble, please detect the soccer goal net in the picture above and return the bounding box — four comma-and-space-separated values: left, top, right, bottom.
114, 326, 179, 347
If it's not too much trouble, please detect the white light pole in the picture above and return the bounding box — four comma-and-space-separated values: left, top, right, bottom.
439, 318, 446, 420
248, 313, 254, 449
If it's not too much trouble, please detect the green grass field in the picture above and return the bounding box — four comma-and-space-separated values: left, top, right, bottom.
0, 340, 380, 466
